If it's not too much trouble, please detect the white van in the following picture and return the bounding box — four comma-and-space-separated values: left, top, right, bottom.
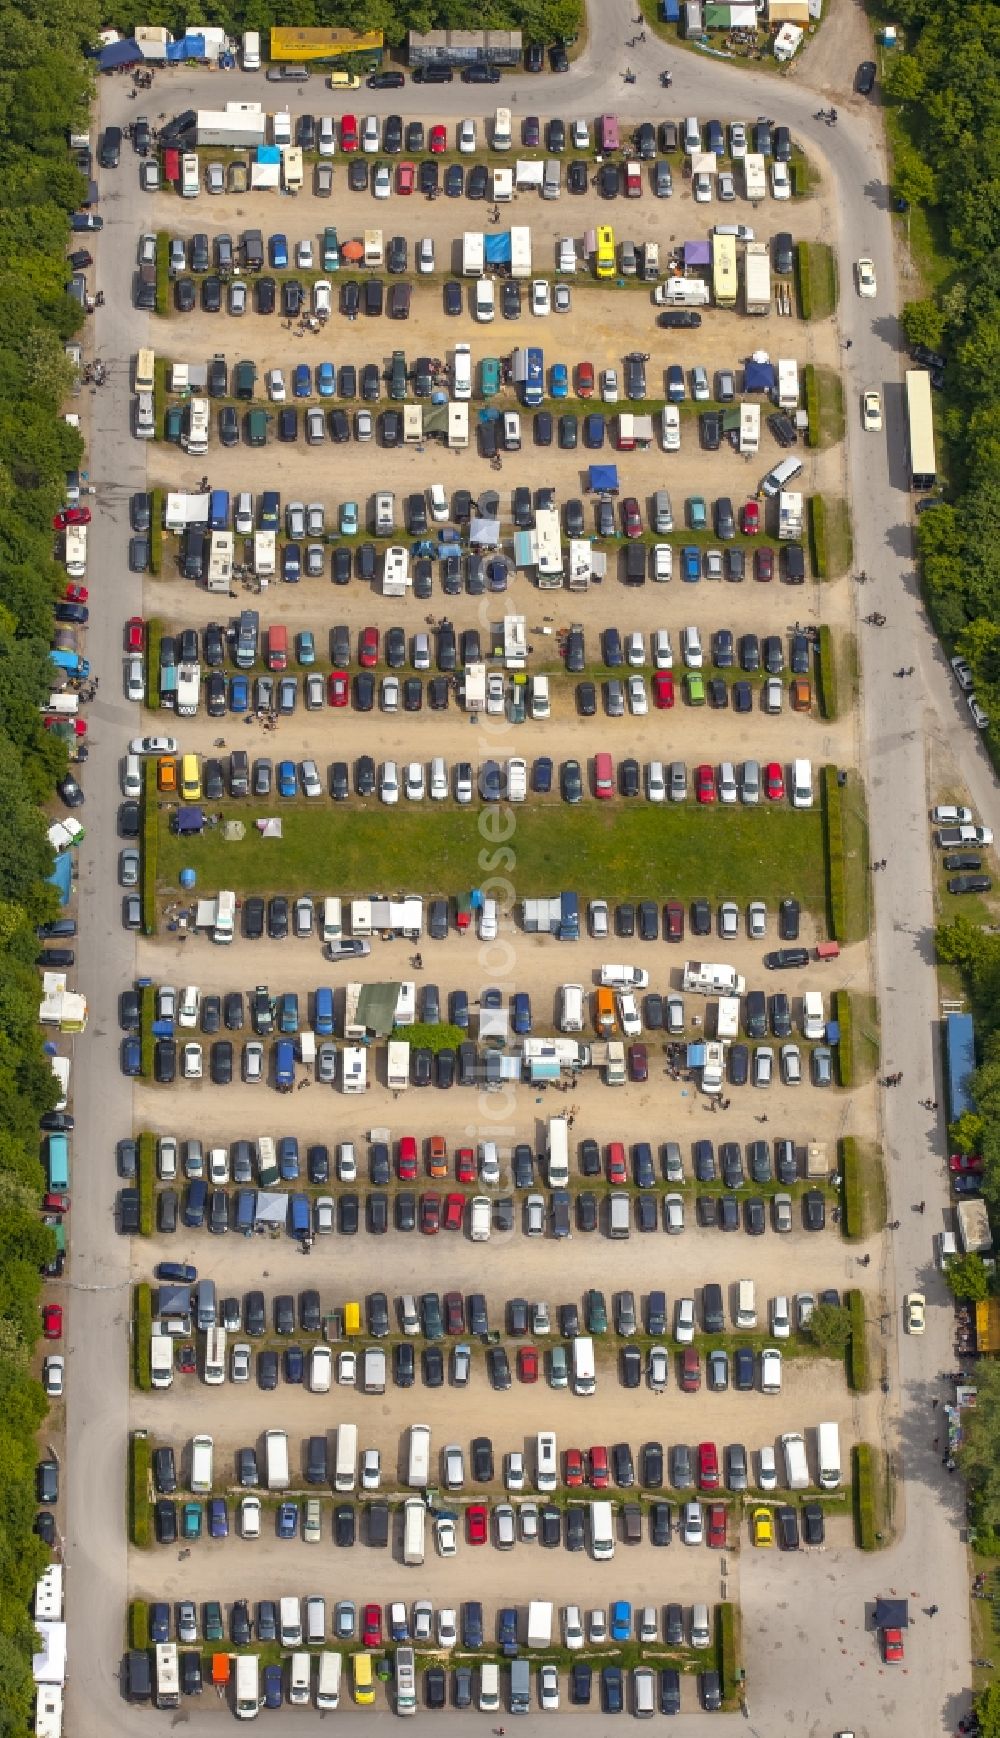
493, 107, 512, 150
736, 1280, 757, 1329
203, 1325, 226, 1385
560, 984, 584, 1032
316, 1652, 342, 1710
265, 1429, 289, 1491
802, 990, 825, 1040
403, 1497, 426, 1565
791, 758, 814, 809
530, 675, 550, 718
242, 30, 260, 68
408, 1423, 431, 1488
536, 1431, 558, 1492
478, 896, 498, 940
335, 1423, 357, 1492
453, 343, 472, 401
691, 1604, 711, 1648
305, 1596, 326, 1646
547, 1117, 569, 1185
475, 278, 495, 322
234, 1653, 259, 1720
634, 1667, 656, 1718
190, 1434, 213, 1493
609, 1193, 631, 1238
122, 754, 141, 799
288, 1653, 310, 1706
213, 889, 235, 944
180, 151, 199, 198
279, 1597, 302, 1647
572, 1335, 596, 1396
396, 1646, 417, 1714
761, 455, 803, 497
590, 1499, 615, 1560
322, 896, 343, 944
479, 1662, 501, 1712
816, 1420, 842, 1489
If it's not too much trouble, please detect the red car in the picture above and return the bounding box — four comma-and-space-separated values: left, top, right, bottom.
43, 1193, 69, 1214
42, 1304, 63, 1339
695, 764, 716, 804
328, 671, 348, 707
653, 671, 675, 709
628, 1043, 648, 1082
52, 507, 91, 529
64, 583, 89, 603
125, 616, 145, 653
396, 160, 415, 193
359, 626, 379, 666
707, 1503, 728, 1549
178, 1344, 197, 1373
697, 1442, 719, 1490
340, 114, 358, 152
665, 899, 684, 942
45, 716, 86, 736
397, 1135, 418, 1180
576, 361, 595, 398
362, 1604, 381, 1647
622, 496, 642, 538
455, 1147, 475, 1184
606, 1142, 627, 1184
882, 1628, 904, 1663
765, 761, 785, 801
443, 1193, 465, 1231
419, 1193, 441, 1234
429, 124, 448, 153
444, 1290, 464, 1334
517, 1346, 539, 1383
564, 1448, 585, 1487
588, 1445, 610, 1489
467, 1504, 488, 1544
741, 499, 760, 535
949, 1152, 984, 1173
754, 546, 774, 582
680, 1347, 701, 1392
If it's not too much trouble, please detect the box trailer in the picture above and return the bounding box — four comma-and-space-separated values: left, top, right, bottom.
528, 1602, 553, 1648
462, 231, 485, 277
150, 1327, 174, 1388
744, 240, 772, 314
64, 525, 87, 577
155, 1644, 179, 1709
253, 531, 276, 578
463, 663, 487, 712
447, 402, 469, 448
195, 104, 266, 148
778, 490, 804, 539
510, 226, 532, 278
387, 1039, 410, 1090
653, 276, 710, 306
281, 146, 303, 191
493, 167, 513, 202
176, 663, 200, 717
341, 1047, 367, 1094
744, 153, 767, 200
382, 546, 410, 596
739, 402, 760, 455
206, 531, 233, 591
716, 996, 740, 1039
777, 357, 800, 409
957, 1198, 993, 1256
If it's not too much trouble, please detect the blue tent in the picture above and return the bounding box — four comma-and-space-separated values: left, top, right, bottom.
172, 806, 206, 834
661, 0, 681, 15
166, 33, 207, 60
98, 38, 141, 68
47, 852, 73, 906
588, 463, 619, 493
485, 232, 511, 264
743, 359, 776, 393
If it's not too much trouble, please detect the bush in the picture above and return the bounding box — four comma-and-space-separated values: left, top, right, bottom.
139, 982, 155, 1080
822, 764, 847, 940
145, 616, 162, 710
716, 1602, 739, 1703
155, 232, 169, 318
853, 1442, 877, 1549
847, 1287, 871, 1392
130, 1431, 152, 1548
803, 362, 820, 449
134, 1283, 153, 1392
390, 1022, 465, 1054
141, 761, 158, 937
809, 494, 828, 578
840, 1135, 863, 1239
138, 1130, 155, 1238
129, 1598, 150, 1649
149, 488, 163, 575
833, 988, 853, 1087
816, 623, 837, 719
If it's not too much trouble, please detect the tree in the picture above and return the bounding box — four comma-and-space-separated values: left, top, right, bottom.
943, 1251, 990, 1301
806, 1303, 852, 1356
950, 1110, 985, 1155
961, 1359, 1000, 1527
902, 298, 946, 352
975, 1680, 1000, 1738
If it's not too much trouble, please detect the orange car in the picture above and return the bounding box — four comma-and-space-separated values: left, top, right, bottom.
157, 756, 178, 793
790, 677, 812, 711
427, 1135, 448, 1178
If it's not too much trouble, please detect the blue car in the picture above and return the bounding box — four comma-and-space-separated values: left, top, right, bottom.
610, 1600, 632, 1642
283, 1345, 305, 1383
681, 545, 701, 582
121, 1035, 141, 1076
498, 1608, 517, 1653
229, 674, 249, 711
512, 992, 532, 1035
339, 500, 359, 535
277, 760, 297, 797
297, 630, 316, 665
278, 992, 299, 1033
269, 233, 288, 268
262, 1664, 283, 1709
602, 1665, 624, 1714
276, 1502, 298, 1538
316, 361, 336, 397
550, 362, 569, 399
533, 756, 553, 793
292, 363, 311, 398
149, 1602, 169, 1643
282, 543, 301, 582
208, 1498, 228, 1539
277, 1135, 299, 1180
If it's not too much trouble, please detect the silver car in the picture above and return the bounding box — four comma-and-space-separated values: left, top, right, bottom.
525, 1193, 546, 1236
753, 1046, 774, 1088
681, 1501, 704, 1545
669, 761, 688, 802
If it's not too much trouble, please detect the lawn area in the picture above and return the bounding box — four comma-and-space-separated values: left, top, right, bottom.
159, 803, 828, 911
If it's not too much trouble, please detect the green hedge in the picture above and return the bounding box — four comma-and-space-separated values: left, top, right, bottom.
141, 761, 158, 938
840, 1135, 863, 1240
821, 764, 847, 941
153, 356, 168, 435
129, 1598, 150, 1649
853, 1442, 877, 1549
145, 617, 162, 711
138, 1130, 155, 1238
390, 1022, 465, 1054
833, 988, 853, 1088
154, 233, 169, 318
134, 1283, 153, 1392
130, 1431, 152, 1548
809, 494, 828, 578
716, 1602, 739, 1703
795, 240, 811, 320
816, 624, 837, 719
803, 362, 820, 449
847, 1286, 870, 1391
149, 488, 163, 575
139, 982, 155, 1079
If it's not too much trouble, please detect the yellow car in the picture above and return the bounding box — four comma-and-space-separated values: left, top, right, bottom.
862, 390, 882, 433
752, 1507, 773, 1547
328, 69, 360, 89
905, 1292, 926, 1335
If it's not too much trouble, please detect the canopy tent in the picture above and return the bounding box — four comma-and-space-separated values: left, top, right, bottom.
98, 38, 142, 67
683, 240, 711, 266
743, 358, 776, 392
359, 981, 403, 1038
874, 1598, 909, 1630
469, 516, 501, 547
588, 463, 619, 492
172, 806, 205, 834
254, 1192, 287, 1225
255, 817, 283, 837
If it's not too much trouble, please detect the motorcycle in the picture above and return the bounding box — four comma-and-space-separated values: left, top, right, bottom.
660, 70, 672, 86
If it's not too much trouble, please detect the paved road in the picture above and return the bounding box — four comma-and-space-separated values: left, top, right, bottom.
64, 4, 976, 1731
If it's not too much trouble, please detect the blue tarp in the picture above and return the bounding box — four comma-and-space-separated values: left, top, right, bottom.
683, 240, 711, 266
172, 806, 206, 834
47, 853, 73, 906
743, 359, 776, 392
588, 464, 619, 492
256, 144, 280, 163
166, 33, 207, 60
485, 232, 511, 263
661, 0, 681, 15
98, 38, 142, 68
945, 1012, 976, 1123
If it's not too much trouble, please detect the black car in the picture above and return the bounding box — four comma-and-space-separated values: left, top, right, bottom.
776, 1504, 800, 1549
602, 1666, 624, 1715
773, 230, 795, 274
394, 1341, 414, 1386
425, 1666, 447, 1710
281, 280, 303, 317
620, 1348, 642, 1390
691, 897, 712, 936
179, 1652, 202, 1696
444, 162, 464, 196
540, 1504, 562, 1546
334, 1505, 356, 1546
502, 279, 521, 318
567, 158, 589, 193
803, 1189, 826, 1231
242, 896, 264, 939
765, 947, 809, 970
778, 896, 800, 939
348, 159, 368, 191
659, 308, 703, 329
210, 1041, 232, 1085
267, 895, 288, 939
468, 164, 489, 199
660, 1670, 681, 1715
803, 1502, 825, 1545
599, 161, 620, 198
155, 1499, 177, 1543
256, 276, 276, 314
571, 1661, 593, 1705
472, 1436, 494, 1481
463, 61, 500, 83
368, 68, 405, 89
857, 59, 876, 93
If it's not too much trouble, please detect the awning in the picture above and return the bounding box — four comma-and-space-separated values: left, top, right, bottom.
526, 1058, 560, 1081
469, 516, 501, 546
165, 33, 207, 60
47, 853, 73, 906
98, 38, 141, 67
874, 1599, 909, 1629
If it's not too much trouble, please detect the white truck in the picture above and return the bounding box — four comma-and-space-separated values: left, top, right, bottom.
150, 1324, 174, 1388
654, 276, 710, 306
744, 240, 772, 315
781, 1431, 810, 1490
716, 996, 740, 1039
195, 104, 267, 148
510, 225, 532, 278
744, 152, 767, 200
777, 357, 800, 409
175, 663, 201, 717
527, 1602, 553, 1648
462, 231, 485, 277
683, 962, 747, 996
957, 1197, 993, 1255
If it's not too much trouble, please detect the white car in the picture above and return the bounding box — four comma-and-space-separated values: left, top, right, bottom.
653, 629, 673, 668
479, 1141, 500, 1185
653, 543, 673, 581
862, 389, 882, 431
458, 119, 477, 153
413, 1603, 434, 1644
240, 1496, 261, 1538
675, 1297, 695, 1344
648, 1344, 670, 1389
905, 1292, 926, 1335
589, 899, 610, 938
682, 625, 703, 668
404, 762, 425, 801
437, 1609, 458, 1649
856, 256, 877, 297
753, 1046, 774, 1088
267, 367, 286, 402
718, 171, 735, 200
682, 1501, 704, 1546
380, 675, 399, 713
242, 1041, 263, 1084
231, 1343, 251, 1382
588, 1609, 608, 1645
337, 1143, 357, 1182
771, 160, 791, 199
624, 631, 644, 666
435, 1515, 457, 1556
314, 1197, 334, 1234
564, 1606, 584, 1650
417, 236, 435, 274
454, 765, 473, 804
355, 408, 373, 441
318, 116, 336, 156
444, 1444, 465, 1489
666, 996, 685, 1034
532, 1300, 551, 1335
309, 1346, 333, 1392
300, 759, 321, 798
554, 283, 571, 312
646, 761, 666, 803
618, 992, 642, 1037
182, 1043, 202, 1080
729, 121, 747, 157
362, 115, 379, 152
627, 675, 648, 715
601, 368, 620, 402
380, 761, 399, 805
951, 656, 974, 691
748, 900, 767, 938
494, 1504, 516, 1549
361, 1448, 381, 1490
761, 1347, 783, 1392
129, 736, 178, 756
781, 1043, 802, 1084
531, 279, 551, 316
720, 900, 739, 938
771, 1295, 791, 1339
373, 162, 391, 198
312, 280, 332, 317
661, 403, 681, 450
429, 758, 448, 801
931, 804, 973, 825
506, 1451, 525, 1491
540, 1664, 560, 1710
43, 1356, 64, 1397
206, 162, 225, 194
758, 1447, 778, 1492
773, 1194, 793, 1233
571, 119, 590, 148
124, 656, 145, 702
663, 1195, 684, 1235
337, 1350, 356, 1385
208, 1147, 229, 1184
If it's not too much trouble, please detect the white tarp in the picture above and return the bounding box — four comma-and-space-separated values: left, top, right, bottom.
254, 1192, 288, 1226
164, 491, 210, 530
256, 817, 283, 837
469, 516, 501, 546
479, 1007, 510, 1043
32, 1623, 67, 1686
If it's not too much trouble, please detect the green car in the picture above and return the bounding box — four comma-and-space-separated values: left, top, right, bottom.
686, 495, 707, 531
585, 1288, 608, 1335
296, 630, 316, 666
181, 1502, 203, 1540
164, 404, 184, 445
685, 671, 706, 706
203, 1600, 224, 1642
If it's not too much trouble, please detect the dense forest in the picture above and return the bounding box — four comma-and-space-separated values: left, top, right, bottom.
101, 0, 584, 48
0, 0, 103, 1725
879, 2, 1000, 757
